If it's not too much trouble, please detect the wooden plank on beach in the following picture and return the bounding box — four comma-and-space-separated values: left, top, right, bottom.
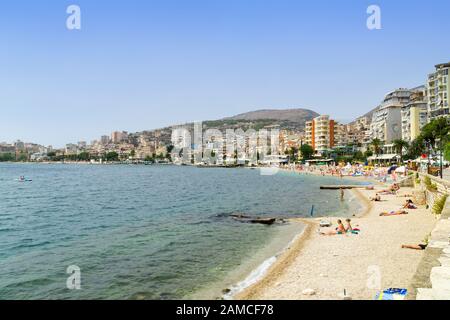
320, 185, 365, 190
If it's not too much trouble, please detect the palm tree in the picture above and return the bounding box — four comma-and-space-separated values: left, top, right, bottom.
371, 138, 383, 158
393, 139, 409, 163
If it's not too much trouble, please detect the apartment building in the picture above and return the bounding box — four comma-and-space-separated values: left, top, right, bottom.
304, 115, 341, 153
428, 62, 450, 120
111, 131, 128, 144
346, 116, 371, 149
401, 86, 428, 142
369, 88, 412, 144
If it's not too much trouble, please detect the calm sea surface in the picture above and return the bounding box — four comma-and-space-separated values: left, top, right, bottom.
0, 163, 362, 299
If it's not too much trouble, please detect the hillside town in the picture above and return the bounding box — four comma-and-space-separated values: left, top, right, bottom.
1, 62, 449, 174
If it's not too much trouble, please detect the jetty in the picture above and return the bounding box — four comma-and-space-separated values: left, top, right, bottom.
320, 185, 369, 190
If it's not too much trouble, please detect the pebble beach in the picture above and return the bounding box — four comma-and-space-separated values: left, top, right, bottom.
236, 177, 437, 300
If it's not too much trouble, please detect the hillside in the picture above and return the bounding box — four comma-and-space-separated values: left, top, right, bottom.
137, 108, 320, 144
201, 108, 319, 132
225, 108, 319, 124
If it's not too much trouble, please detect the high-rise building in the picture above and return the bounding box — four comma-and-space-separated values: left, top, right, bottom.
428, 62, 450, 120
401, 86, 428, 142
100, 135, 110, 145
304, 115, 341, 153
369, 88, 412, 144
111, 131, 128, 144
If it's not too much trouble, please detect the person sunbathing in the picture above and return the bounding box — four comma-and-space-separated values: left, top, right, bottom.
380, 183, 400, 194
320, 219, 346, 235
401, 244, 427, 250
403, 199, 417, 209
379, 210, 408, 216
370, 194, 381, 201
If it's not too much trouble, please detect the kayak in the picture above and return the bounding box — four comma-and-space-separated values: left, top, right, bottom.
15, 179, 33, 182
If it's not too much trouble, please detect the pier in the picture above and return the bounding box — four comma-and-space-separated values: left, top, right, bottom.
320, 185, 368, 190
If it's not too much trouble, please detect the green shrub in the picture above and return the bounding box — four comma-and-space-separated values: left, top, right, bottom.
432, 194, 448, 216
424, 176, 438, 192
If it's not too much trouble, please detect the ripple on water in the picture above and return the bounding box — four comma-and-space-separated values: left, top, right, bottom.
0, 163, 361, 299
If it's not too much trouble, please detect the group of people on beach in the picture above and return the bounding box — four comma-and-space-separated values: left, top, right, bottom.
284, 163, 408, 182
320, 219, 358, 236
368, 182, 428, 250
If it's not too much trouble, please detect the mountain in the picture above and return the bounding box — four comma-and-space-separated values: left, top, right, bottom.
136, 108, 320, 144
225, 108, 319, 124
200, 108, 320, 132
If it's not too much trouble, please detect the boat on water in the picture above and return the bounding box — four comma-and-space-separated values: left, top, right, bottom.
16, 176, 32, 182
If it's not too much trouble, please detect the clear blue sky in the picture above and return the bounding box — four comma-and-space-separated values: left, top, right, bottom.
1, 0, 449, 147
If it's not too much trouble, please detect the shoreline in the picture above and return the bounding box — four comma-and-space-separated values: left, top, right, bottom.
233, 218, 316, 300
235, 175, 437, 300
228, 174, 372, 300
233, 187, 373, 300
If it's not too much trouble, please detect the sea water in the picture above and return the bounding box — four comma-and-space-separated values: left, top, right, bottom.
0, 163, 362, 299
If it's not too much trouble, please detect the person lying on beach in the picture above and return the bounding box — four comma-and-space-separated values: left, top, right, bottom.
401, 244, 427, 250
320, 219, 346, 236
379, 183, 400, 194
379, 210, 408, 217
378, 191, 394, 196
370, 194, 381, 201
402, 199, 417, 209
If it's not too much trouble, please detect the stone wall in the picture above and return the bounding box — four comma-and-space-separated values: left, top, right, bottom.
409, 173, 450, 300
416, 173, 450, 212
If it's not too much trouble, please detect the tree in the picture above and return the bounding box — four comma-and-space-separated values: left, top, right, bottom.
300, 144, 314, 161
287, 147, 298, 162
406, 137, 425, 160
444, 142, 450, 162
370, 138, 383, 158
419, 117, 450, 178
393, 139, 409, 162
77, 152, 90, 161
0, 153, 15, 162
105, 151, 119, 162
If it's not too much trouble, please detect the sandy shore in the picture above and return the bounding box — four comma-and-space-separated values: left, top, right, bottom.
236, 180, 437, 300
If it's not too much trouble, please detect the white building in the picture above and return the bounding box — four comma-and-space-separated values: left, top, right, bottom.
369, 88, 412, 144
401, 86, 428, 142
304, 115, 341, 153
428, 62, 450, 120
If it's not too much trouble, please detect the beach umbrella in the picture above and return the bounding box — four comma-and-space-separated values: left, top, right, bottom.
395, 166, 406, 173
387, 165, 397, 174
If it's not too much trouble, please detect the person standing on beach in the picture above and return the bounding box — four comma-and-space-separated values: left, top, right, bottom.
340, 188, 344, 201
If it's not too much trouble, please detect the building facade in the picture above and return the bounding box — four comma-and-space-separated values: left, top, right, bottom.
304, 115, 341, 153
369, 88, 412, 144
401, 87, 428, 142
428, 62, 450, 120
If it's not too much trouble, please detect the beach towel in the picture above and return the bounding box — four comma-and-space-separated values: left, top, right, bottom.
375, 288, 407, 300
